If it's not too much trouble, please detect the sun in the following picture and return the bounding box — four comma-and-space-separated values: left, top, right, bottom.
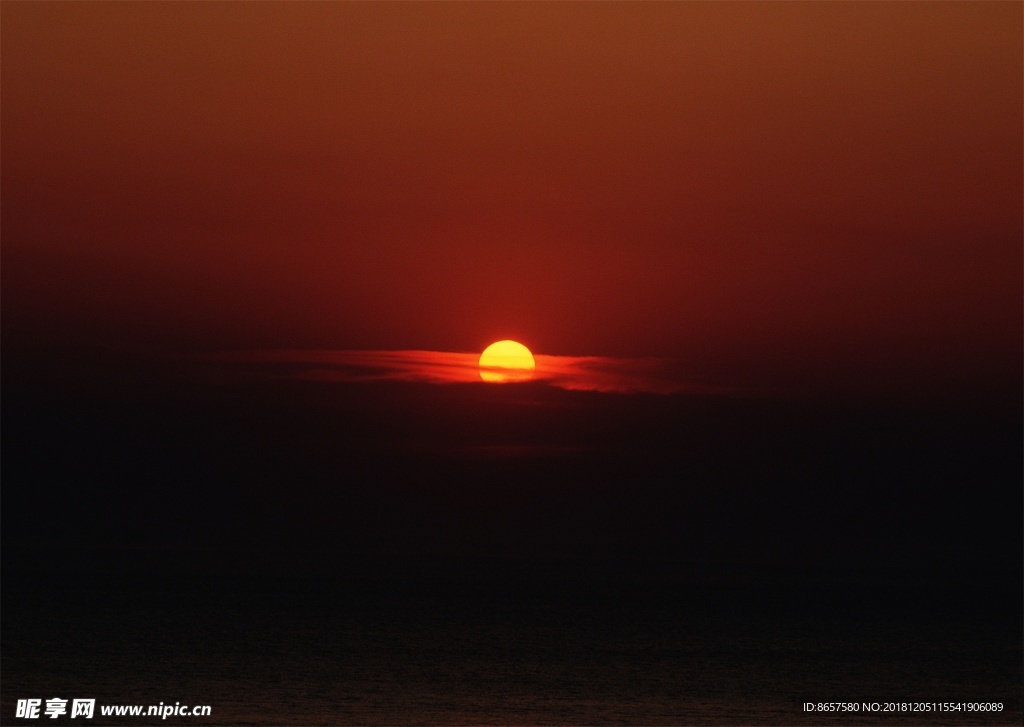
479, 340, 536, 383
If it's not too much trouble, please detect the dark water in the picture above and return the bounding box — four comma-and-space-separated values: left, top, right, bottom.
3, 551, 1020, 725
4, 354, 1021, 724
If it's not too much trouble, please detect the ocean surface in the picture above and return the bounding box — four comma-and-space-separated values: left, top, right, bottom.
3, 550, 1020, 726
4, 350, 1021, 724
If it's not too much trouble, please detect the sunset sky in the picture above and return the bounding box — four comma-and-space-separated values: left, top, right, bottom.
3, 1, 1020, 393
3, 11, 1021, 721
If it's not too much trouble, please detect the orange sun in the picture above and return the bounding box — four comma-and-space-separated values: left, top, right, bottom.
478, 340, 536, 383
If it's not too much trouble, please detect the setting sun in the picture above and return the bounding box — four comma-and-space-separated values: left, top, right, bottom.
479, 340, 536, 383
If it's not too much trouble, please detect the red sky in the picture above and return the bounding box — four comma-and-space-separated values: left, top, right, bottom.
2, 2, 1020, 390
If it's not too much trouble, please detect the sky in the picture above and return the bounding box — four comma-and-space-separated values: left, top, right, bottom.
3, 10, 1021, 723
2, 1, 1021, 393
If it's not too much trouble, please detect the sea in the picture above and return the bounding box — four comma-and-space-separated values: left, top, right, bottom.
3, 549, 1019, 726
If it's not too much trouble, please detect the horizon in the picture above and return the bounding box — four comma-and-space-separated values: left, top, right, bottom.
2, 2, 1020, 724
